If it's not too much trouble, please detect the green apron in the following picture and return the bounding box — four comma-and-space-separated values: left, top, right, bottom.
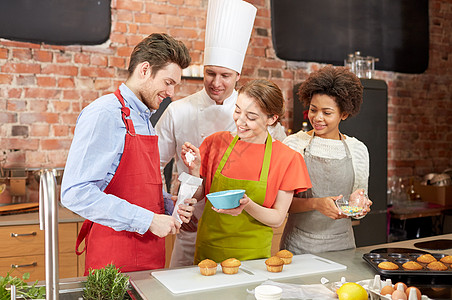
194, 133, 274, 264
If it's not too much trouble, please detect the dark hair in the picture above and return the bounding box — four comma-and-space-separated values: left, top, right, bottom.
127, 33, 191, 77
298, 66, 363, 117
238, 79, 285, 125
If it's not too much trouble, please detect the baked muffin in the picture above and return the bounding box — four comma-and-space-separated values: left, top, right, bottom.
402, 261, 423, 270
378, 261, 399, 270
440, 255, 452, 264
276, 249, 294, 264
198, 259, 218, 276
265, 256, 284, 272
221, 258, 241, 274
427, 261, 448, 271
416, 254, 436, 264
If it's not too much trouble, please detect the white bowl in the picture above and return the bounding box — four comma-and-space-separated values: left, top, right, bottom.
255, 285, 282, 300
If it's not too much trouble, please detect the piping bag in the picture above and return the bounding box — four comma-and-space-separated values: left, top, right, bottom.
172, 172, 203, 223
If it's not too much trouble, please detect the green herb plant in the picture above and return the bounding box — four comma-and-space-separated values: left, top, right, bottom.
0, 270, 46, 300
83, 264, 130, 300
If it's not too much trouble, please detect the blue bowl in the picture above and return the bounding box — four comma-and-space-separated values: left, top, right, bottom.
206, 189, 245, 209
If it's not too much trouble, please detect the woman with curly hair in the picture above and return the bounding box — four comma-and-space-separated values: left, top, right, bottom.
280, 66, 372, 254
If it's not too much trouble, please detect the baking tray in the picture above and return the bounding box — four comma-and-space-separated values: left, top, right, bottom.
362, 251, 452, 285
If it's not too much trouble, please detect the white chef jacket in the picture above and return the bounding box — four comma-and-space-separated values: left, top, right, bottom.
155, 88, 287, 267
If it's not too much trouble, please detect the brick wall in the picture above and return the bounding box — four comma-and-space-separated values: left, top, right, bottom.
1, 0, 451, 181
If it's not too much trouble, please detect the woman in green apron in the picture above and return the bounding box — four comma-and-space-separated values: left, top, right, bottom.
280, 66, 373, 254
181, 79, 311, 264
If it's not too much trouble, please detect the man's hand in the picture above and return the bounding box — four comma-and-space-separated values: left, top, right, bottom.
148, 214, 181, 237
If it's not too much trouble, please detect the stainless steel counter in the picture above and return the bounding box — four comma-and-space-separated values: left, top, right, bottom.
0, 206, 84, 226
128, 234, 452, 300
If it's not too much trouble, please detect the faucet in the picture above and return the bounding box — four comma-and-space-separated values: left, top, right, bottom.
39, 169, 60, 300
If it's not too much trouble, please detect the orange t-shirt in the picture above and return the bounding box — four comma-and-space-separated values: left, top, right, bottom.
199, 131, 311, 208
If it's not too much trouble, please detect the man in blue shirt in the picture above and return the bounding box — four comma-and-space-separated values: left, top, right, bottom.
61, 33, 195, 273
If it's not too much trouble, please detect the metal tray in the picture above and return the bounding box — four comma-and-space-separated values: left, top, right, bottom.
362, 251, 452, 285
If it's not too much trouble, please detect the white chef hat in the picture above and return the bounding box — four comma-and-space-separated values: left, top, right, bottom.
203, 0, 257, 74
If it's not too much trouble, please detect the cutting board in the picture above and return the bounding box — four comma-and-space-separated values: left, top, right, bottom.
151, 254, 346, 294
241, 254, 347, 280
151, 265, 267, 294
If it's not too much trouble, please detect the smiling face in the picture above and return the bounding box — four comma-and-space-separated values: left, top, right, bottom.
308, 93, 349, 140
203, 65, 240, 104
233, 94, 277, 144
139, 62, 182, 110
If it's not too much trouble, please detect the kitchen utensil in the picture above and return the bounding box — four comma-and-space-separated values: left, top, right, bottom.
362, 251, 452, 285
335, 193, 367, 217
151, 265, 266, 294
206, 189, 245, 209
241, 254, 347, 280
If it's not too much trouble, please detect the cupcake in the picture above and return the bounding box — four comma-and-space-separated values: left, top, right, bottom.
440, 255, 452, 264
416, 254, 436, 264
265, 256, 284, 273
427, 261, 448, 271
198, 259, 217, 276
378, 261, 399, 270
221, 258, 241, 274
276, 250, 293, 264
402, 261, 423, 270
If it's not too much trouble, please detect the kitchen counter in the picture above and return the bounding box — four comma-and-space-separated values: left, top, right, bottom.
128, 234, 452, 300
0, 205, 84, 226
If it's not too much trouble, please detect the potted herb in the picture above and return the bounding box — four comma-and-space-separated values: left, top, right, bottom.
83, 264, 130, 300
0, 270, 46, 300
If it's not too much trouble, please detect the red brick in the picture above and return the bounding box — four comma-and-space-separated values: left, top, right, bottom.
151, 13, 167, 25
169, 0, 183, 5
52, 125, 69, 136
0, 48, 8, 59
30, 124, 50, 136
80, 66, 115, 78
61, 113, 80, 125
114, 22, 128, 33
179, 7, 205, 18
7, 88, 22, 99
2, 62, 41, 74
41, 139, 72, 150
33, 50, 53, 62
52, 100, 71, 112
58, 78, 75, 88
134, 12, 152, 23
26, 151, 47, 166
110, 33, 127, 44
145, 3, 178, 14
116, 10, 133, 22
12, 48, 32, 60
62, 90, 81, 101
7, 100, 26, 112
3, 138, 39, 150
41, 64, 78, 76
29, 100, 49, 112
20, 112, 59, 124
0, 73, 13, 84
117, 0, 143, 11
91, 55, 108, 67
169, 28, 198, 39
0, 112, 17, 123
109, 56, 126, 69
55, 52, 73, 63
46, 150, 69, 166
74, 53, 90, 64
0, 40, 40, 49
94, 79, 112, 90
24, 88, 59, 99
37, 76, 57, 87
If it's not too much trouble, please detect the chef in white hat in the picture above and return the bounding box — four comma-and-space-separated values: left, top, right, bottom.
156, 0, 286, 267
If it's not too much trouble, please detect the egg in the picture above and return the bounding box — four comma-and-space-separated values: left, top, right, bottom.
381, 285, 395, 295
392, 290, 408, 300
406, 287, 421, 299
394, 282, 407, 291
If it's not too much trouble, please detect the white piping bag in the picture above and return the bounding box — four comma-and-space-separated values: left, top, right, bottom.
172, 172, 203, 223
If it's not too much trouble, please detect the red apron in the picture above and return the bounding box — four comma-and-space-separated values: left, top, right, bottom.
75, 88, 165, 275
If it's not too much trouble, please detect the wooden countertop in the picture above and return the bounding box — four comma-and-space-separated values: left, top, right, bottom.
0, 205, 84, 227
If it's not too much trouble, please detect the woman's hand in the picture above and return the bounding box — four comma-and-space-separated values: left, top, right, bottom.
351, 189, 373, 219
211, 194, 251, 216
181, 142, 201, 176
314, 196, 348, 220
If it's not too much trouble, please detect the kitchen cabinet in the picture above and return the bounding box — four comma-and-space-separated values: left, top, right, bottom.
0, 223, 79, 281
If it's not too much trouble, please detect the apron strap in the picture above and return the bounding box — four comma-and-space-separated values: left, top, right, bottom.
75, 219, 94, 256
114, 88, 136, 136
216, 133, 272, 183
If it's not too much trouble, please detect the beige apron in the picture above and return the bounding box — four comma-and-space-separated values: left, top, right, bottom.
280, 134, 355, 254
